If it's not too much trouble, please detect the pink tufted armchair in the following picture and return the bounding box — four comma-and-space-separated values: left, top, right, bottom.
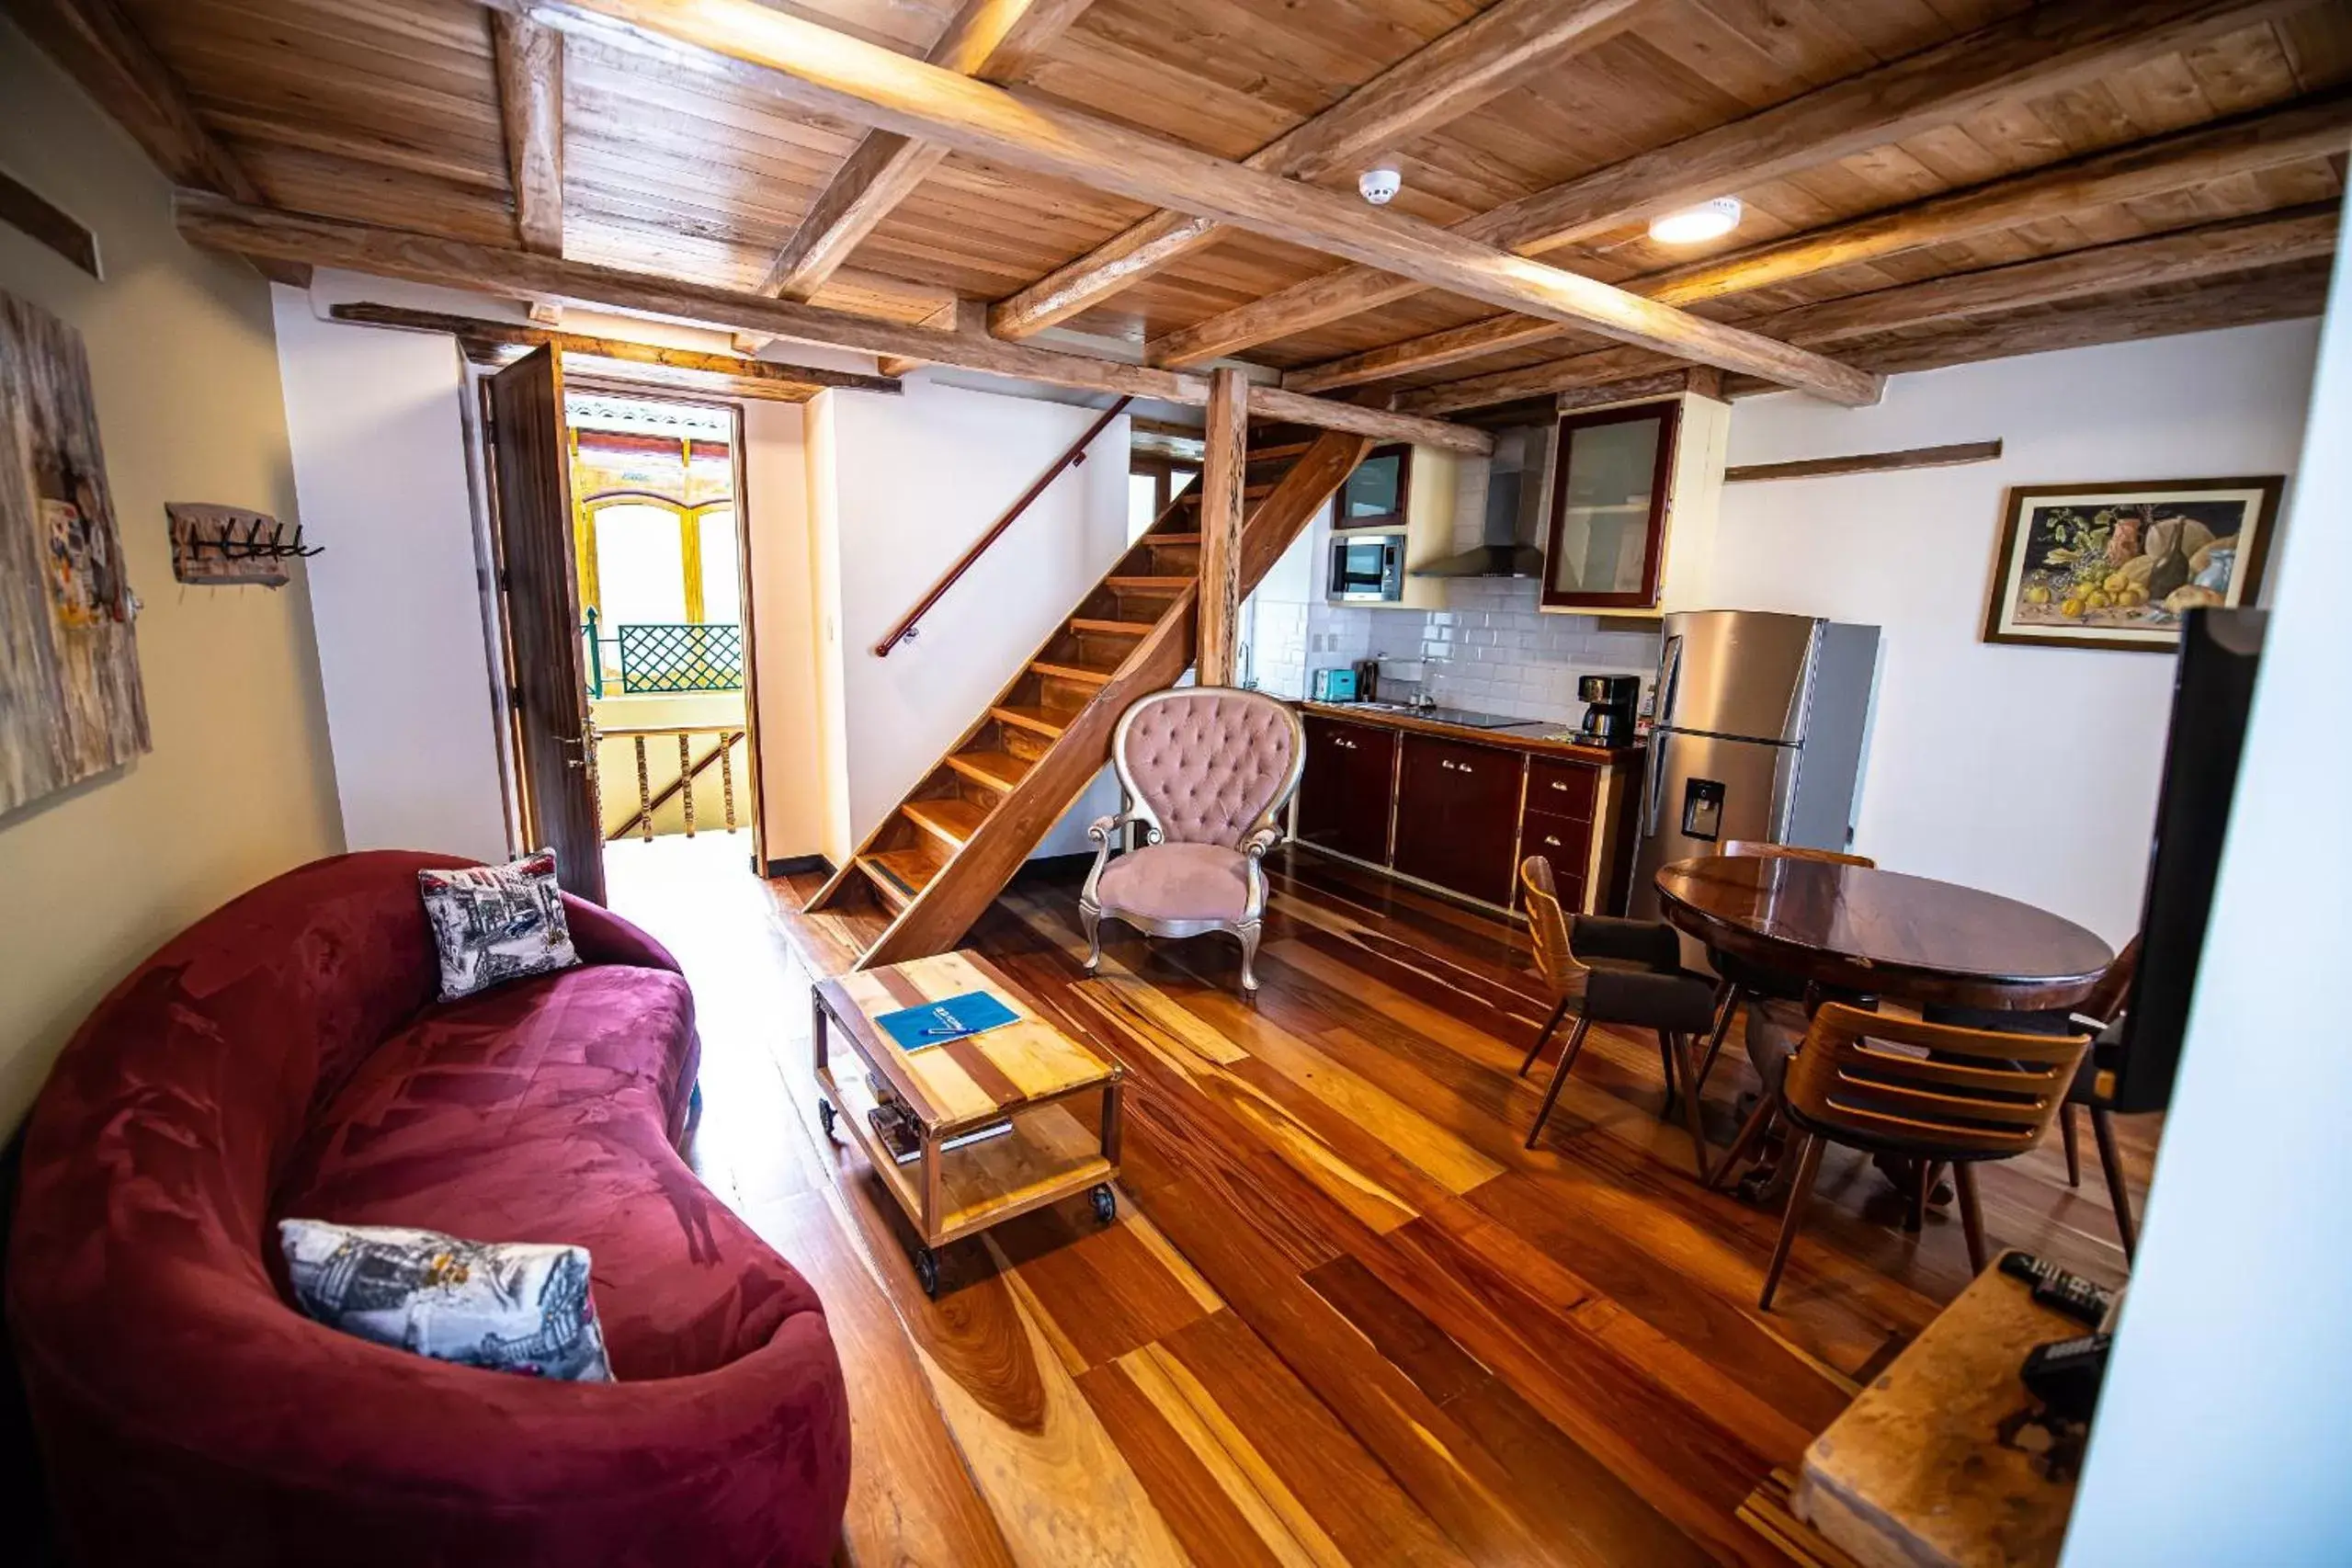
1082, 687, 1307, 992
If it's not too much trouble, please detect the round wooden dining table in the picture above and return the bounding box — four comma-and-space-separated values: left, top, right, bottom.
1653, 856, 2115, 1013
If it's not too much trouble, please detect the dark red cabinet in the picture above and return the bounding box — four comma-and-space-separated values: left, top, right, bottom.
1391, 733, 1523, 906
1298, 715, 1396, 865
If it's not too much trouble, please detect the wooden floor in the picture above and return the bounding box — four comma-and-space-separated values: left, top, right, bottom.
604, 833, 2155, 1567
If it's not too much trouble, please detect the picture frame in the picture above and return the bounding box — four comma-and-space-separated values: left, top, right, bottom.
1981, 476, 2284, 653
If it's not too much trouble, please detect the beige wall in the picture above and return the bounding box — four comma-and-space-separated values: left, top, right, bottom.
0, 26, 343, 1134
743, 399, 829, 864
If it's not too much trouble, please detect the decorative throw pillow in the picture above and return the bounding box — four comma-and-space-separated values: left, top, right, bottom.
278, 1219, 613, 1381
417, 850, 579, 1000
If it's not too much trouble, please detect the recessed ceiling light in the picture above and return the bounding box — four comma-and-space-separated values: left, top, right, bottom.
1647, 198, 1743, 245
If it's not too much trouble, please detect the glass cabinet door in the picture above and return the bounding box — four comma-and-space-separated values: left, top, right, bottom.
1335, 443, 1409, 529
1541, 403, 1679, 609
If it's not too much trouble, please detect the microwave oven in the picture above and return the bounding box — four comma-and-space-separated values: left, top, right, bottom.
1329, 530, 1403, 603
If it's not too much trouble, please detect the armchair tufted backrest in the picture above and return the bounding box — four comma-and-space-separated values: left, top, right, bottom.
1113, 687, 1304, 846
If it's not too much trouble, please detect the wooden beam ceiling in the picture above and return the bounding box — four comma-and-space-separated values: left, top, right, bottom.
759, 0, 1096, 304
1286, 89, 2352, 394
521, 0, 1880, 406
1142, 0, 2313, 370
490, 13, 565, 256
985, 0, 1652, 341
3, 0, 308, 286
175, 194, 1494, 454
1399, 205, 2341, 415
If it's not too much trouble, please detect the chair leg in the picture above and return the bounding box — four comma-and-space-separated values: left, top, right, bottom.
1518, 996, 1571, 1077
1526, 1016, 1592, 1150
1082, 904, 1103, 972
1656, 1029, 1678, 1111
1907, 1161, 1943, 1234
1758, 1132, 1825, 1311
1236, 922, 1263, 994
2060, 1102, 2083, 1187
2091, 1107, 2138, 1263
1665, 1031, 1711, 1181
1695, 982, 1743, 1097
1953, 1163, 1989, 1276
1710, 1086, 1778, 1191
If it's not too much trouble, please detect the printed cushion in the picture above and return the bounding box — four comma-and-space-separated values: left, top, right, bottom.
417, 850, 579, 1000
279, 1219, 614, 1381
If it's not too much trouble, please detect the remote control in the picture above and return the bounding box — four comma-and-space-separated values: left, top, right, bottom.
2021, 1332, 2111, 1423
1999, 1251, 2114, 1327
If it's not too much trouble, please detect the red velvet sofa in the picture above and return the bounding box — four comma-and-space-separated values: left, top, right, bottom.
6, 851, 850, 1566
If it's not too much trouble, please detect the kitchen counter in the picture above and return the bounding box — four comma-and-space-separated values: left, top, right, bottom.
1295, 700, 1645, 765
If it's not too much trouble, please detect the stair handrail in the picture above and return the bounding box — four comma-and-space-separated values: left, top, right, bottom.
873, 395, 1133, 657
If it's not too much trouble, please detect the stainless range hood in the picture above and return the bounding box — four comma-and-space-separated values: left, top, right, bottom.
1412, 421, 1551, 578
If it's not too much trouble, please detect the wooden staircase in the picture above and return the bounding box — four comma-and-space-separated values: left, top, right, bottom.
805, 426, 1372, 970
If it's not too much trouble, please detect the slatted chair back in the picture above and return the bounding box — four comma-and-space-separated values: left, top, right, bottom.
1785, 1003, 2091, 1161
1720, 838, 1876, 869
2078, 933, 2142, 1025
1519, 856, 1575, 994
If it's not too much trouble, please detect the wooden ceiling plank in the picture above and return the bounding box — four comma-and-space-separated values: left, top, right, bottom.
521, 0, 1880, 405
491, 11, 565, 255
985, 0, 1653, 341
1285, 85, 2352, 392
1396, 201, 2339, 413
173, 193, 1494, 454
1142, 0, 2313, 369
755, 0, 1096, 306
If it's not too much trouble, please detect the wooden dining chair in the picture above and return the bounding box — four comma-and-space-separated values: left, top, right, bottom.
1692, 839, 1878, 1096
1739, 1003, 2092, 1310
1517, 856, 1718, 1176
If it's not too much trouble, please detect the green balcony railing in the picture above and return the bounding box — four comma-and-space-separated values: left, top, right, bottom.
583, 612, 744, 696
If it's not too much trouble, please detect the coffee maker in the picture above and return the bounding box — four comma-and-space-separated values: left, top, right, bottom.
1576, 674, 1641, 744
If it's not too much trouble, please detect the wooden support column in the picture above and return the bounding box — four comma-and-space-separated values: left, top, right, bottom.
1195, 367, 1246, 687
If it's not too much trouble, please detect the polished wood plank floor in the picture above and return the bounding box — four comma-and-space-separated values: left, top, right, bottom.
605, 835, 2155, 1567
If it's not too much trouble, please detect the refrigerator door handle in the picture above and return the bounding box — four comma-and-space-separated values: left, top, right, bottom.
1644, 736, 1670, 835
1655, 634, 1685, 732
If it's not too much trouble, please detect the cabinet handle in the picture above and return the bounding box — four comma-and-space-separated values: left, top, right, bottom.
1543, 835, 1562, 847
1459, 764, 1472, 775
1550, 780, 1569, 791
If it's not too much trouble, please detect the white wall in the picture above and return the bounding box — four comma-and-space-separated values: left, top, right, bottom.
2060, 245, 2350, 1566
273, 299, 511, 863
741, 399, 827, 862
1711, 320, 2319, 941
811, 381, 1129, 861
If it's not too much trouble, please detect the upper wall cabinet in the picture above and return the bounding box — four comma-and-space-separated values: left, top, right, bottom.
1539, 393, 1728, 616
1323, 443, 1459, 608
1335, 443, 1410, 530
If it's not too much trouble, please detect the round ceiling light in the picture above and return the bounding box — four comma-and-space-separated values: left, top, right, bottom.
1647, 197, 1743, 245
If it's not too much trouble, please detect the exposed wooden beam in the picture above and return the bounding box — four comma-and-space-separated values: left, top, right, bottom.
175, 194, 1492, 453
490, 12, 565, 256
1145, 0, 2308, 369
760, 0, 1096, 304
0, 165, 101, 278
1554, 366, 1721, 415
325, 302, 902, 401
1398, 205, 2340, 415
1196, 368, 1246, 687
986, 0, 1649, 340
1286, 88, 2352, 394
1725, 440, 2005, 484
4, 0, 309, 286
523, 0, 1880, 405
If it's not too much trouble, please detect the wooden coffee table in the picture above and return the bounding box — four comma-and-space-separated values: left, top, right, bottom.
810, 950, 1124, 1296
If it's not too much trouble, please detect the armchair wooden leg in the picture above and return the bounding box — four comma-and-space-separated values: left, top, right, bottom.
1695, 981, 1743, 1097
1759, 1132, 1824, 1311
1665, 1030, 1710, 1181
1518, 997, 1571, 1077
1953, 1163, 1990, 1276
1236, 922, 1263, 994
1082, 904, 1103, 972
1711, 1087, 1778, 1191
2091, 1107, 2138, 1262
2060, 1102, 2083, 1187
1526, 1016, 1592, 1150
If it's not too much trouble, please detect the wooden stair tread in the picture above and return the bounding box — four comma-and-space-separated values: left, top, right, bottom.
1030, 659, 1115, 687
946, 749, 1034, 791
903, 796, 989, 849
1106, 575, 1191, 593
858, 846, 944, 910
991, 703, 1076, 739
1070, 617, 1158, 637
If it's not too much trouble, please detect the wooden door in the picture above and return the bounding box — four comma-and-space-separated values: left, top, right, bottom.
486, 347, 605, 903
1392, 733, 1521, 905
1298, 715, 1394, 864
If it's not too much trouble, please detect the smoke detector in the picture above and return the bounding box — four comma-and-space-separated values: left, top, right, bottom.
1358, 160, 1403, 206
1647, 197, 1743, 244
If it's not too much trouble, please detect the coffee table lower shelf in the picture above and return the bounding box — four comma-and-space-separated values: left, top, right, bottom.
813, 1060, 1117, 1294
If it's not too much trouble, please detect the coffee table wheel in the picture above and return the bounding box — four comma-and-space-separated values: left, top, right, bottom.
1090, 1182, 1117, 1225
816, 1097, 838, 1141
914, 1245, 939, 1299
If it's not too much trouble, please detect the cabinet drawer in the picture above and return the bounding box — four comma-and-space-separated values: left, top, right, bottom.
1519, 810, 1592, 869
1526, 756, 1599, 822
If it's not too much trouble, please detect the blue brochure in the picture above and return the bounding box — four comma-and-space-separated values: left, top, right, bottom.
876, 991, 1021, 1053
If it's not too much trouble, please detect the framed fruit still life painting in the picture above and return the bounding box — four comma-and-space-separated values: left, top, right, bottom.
1981, 477, 2283, 652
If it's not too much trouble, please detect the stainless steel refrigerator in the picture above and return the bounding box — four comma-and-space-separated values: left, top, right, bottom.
1628, 609, 1880, 918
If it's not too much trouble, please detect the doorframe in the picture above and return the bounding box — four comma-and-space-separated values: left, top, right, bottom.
475, 369, 771, 879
